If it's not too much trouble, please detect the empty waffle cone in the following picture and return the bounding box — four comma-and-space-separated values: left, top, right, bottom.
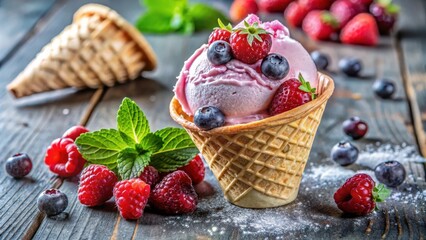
7, 4, 157, 98
170, 73, 334, 208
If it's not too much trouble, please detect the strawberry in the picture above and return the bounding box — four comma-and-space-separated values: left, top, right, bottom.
330, 0, 365, 29
284, 2, 309, 27
340, 13, 379, 46
299, 0, 333, 11
302, 11, 339, 41
208, 19, 233, 45
230, 21, 272, 64
350, 0, 373, 7
258, 0, 293, 13
334, 174, 391, 216
268, 73, 316, 115
230, 0, 259, 23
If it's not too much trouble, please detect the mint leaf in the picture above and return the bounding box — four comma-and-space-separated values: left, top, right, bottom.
139, 133, 163, 153
117, 98, 149, 144
117, 148, 151, 179
75, 129, 128, 170
373, 183, 391, 203
142, 0, 187, 14
136, 11, 174, 33
187, 3, 229, 32
150, 127, 199, 172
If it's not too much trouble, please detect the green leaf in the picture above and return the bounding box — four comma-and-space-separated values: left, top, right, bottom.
142, 0, 187, 14
150, 127, 199, 172
373, 183, 391, 203
187, 3, 229, 32
139, 133, 163, 153
297, 73, 317, 100
75, 129, 128, 169
117, 148, 151, 180
117, 98, 149, 144
135, 11, 174, 33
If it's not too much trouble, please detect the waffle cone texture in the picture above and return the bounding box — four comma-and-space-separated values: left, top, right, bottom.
7, 4, 157, 98
170, 73, 334, 208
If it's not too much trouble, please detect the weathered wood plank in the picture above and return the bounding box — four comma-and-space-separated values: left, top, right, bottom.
0, 0, 100, 239
32, 1, 426, 239
0, 0, 57, 66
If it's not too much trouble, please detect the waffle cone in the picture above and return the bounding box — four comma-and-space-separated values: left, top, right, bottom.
7, 4, 157, 98
170, 73, 334, 208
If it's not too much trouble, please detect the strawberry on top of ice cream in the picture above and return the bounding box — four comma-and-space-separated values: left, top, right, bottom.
174, 14, 317, 126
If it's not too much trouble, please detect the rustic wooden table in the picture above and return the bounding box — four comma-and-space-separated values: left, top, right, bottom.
0, 0, 425, 239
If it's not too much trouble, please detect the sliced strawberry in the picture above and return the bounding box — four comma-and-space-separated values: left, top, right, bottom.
340, 13, 379, 46
230, 21, 272, 64
268, 73, 317, 115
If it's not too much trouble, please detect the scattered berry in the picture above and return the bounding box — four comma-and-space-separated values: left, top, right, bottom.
342, 117, 368, 140
114, 179, 150, 220
208, 19, 233, 44
374, 160, 406, 187
330, 0, 364, 28
310, 51, 329, 70
62, 126, 89, 141
268, 73, 316, 115
334, 173, 390, 215
339, 57, 362, 76
369, 0, 399, 34
178, 155, 205, 185
302, 11, 339, 41
331, 141, 359, 166
299, 0, 333, 11
261, 54, 290, 80
139, 166, 160, 186
230, 0, 259, 23
151, 170, 198, 215
78, 164, 118, 207
373, 79, 396, 99
194, 106, 225, 131
284, 2, 309, 27
207, 40, 233, 65
37, 189, 68, 216
258, 0, 292, 12
44, 138, 86, 177
5, 153, 32, 178
230, 21, 272, 64
340, 13, 379, 46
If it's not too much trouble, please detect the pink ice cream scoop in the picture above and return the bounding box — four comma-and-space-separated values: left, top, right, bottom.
174, 15, 317, 125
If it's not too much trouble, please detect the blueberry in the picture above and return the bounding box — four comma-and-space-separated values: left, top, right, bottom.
207, 40, 232, 65
342, 117, 368, 140
373, 79, 395, 99
374, 160, 406, 187
331, 141, 359, 166
194, 106, 225, 130
261, 54, 290, 80
339, 58, 362, 76
310, 51, 329, 70
37, 189, 68, 216
5, 153, 32, 178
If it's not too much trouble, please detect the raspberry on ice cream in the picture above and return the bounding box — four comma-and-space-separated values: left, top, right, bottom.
174, 14, 318, 125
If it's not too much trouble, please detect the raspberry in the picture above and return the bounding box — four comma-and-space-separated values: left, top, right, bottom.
114, 179, 150, 220
230, 21, 272, 64
139, 166, 160, 186
44, 138, 86, 177
150, 170, 198, 215
334, 173, 390, 216
208, 19, 232, 45
62, 126, 89, 141
78, 165, 118, 207
178, 155, 205, 185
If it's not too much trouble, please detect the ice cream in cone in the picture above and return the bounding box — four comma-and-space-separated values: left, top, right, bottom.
170, 15, 334, 208
7, 4, 157, 98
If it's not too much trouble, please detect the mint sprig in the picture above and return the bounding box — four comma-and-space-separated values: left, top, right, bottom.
136, 0, 229, 34
75, 97, 199, 180
298, 73, 317, 100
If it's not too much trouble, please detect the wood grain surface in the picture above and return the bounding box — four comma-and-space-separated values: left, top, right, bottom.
0, 0, 425, 239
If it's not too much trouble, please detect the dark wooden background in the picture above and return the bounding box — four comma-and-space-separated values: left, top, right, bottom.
0, 0, 425, 239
